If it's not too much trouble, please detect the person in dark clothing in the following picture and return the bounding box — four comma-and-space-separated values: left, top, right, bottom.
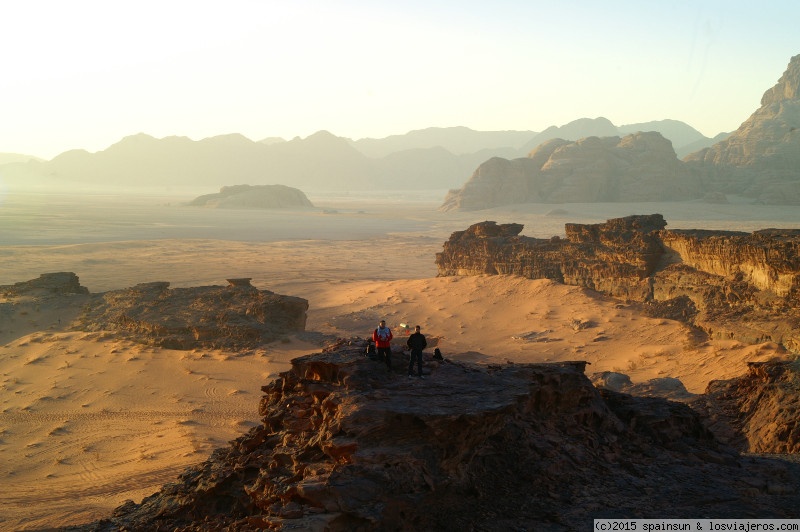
406, 325, 427, 378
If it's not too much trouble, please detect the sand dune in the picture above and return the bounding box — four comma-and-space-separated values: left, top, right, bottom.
0, 195, 794, 529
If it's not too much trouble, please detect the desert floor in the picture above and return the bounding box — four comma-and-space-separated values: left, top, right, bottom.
1, 191, 798, 529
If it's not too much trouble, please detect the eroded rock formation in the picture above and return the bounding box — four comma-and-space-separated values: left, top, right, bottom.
436, 216, 800, 351
77, 280, 308, 349
70, 339, 800, 531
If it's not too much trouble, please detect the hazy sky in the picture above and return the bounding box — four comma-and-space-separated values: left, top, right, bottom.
2, 0, 798, 159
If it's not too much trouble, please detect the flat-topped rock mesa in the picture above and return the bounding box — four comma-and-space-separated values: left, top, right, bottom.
442, 54, 800, 210
436, 216, 800, 352
188, 184, 315, 209
76, 278, 308, 349
71, 340, 800, 531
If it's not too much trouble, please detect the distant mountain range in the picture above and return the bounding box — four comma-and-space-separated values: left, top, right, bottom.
443, 54, 800, 209
0, 119, 724, 195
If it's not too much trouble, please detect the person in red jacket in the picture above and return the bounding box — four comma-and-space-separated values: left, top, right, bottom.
372, 319, 393, 372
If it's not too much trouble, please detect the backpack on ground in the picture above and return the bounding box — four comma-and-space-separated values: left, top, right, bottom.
365, 342, 378, 360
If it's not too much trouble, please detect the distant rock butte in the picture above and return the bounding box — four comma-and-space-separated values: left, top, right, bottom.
68, 339, 800, 531
188, 184, 314, 209
436, 216, 800, 352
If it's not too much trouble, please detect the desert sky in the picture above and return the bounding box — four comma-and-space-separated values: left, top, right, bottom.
3, 1, 800, 159
0, 193, 797, 529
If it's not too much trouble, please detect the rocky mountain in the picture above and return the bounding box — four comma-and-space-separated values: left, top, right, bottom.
444, 54, 800, 210
685, 53, 800, 204
435, 216, 800, 352
68, 339, 800, 530
188, 184, 314, 209
440, 131, 699, 210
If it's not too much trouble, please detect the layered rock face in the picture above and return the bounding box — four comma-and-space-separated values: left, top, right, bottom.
440, 131, 698, 211
188, 184, 314, 209
71, 340, 800, 531
443, 54, 800, 210
78, 279, 308, 349
436, 216, 800, 351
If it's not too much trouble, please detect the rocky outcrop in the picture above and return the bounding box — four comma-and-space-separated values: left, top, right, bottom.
78, 280, 308, 349
685, 54, 800, 204
0, 272, 89, 296
70, 340, 800, 531
440, 132, 698, 210
436, 216, 800, 352
693, 361, 800, 454
188, 184, 314, 209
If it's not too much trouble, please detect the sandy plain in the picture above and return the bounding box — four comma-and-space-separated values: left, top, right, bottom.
1, 190, 799, 530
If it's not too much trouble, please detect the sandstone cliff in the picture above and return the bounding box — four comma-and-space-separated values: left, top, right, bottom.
435, 216, 800, 352
188, 184, 314, 209
68, 339, 800, 531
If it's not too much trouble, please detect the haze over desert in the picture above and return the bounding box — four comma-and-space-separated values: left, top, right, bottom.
1, 191, 798, 529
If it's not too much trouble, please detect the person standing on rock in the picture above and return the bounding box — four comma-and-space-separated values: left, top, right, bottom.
373, 320, 393, 372
406, 325, 427, 378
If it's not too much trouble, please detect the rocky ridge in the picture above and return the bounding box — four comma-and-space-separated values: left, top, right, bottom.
69, 339, 800, 531
435, 216, 800, 352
